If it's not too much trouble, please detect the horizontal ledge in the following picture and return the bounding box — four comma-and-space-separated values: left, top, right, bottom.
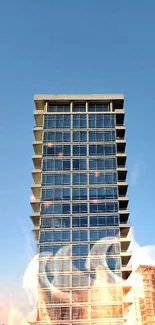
34, 94, 124, 101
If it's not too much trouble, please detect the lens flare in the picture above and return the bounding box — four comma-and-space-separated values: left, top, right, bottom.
94, 171, 100, 177
30, 195, 35, 201
7, 230, 155, 324
58, 152, 63, 157
46, 142, 53, 147
43, 202, 50, 208
92, 199, 98, 204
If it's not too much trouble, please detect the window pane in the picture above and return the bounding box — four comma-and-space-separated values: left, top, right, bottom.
72, 230, 88, 241
88, 114, 115, 129
73, 145, 87, 156
72, 203, 87, 214
44, 115, 71, 129
63, 160, 70, 170
73, 115, 87, 128
43, 131, 71, 143
55, 160, 62, 170
73, 173, 87, 185
89, 202, 118, 213
73, 159, 87, 170
42, 173, 70, 186
72, 245, 88, 256
88, 103, 109, 112
48, 104, 70, 112
73, 131, 87, 142
89, 158, 116, 170
73, 104, 86, 112
89, 131, 115, 142
89, 172, 117, 185
72, 216, 88, 227
89, 144, 115, 156
72, 188, 87, 200
43, 145, 71, 157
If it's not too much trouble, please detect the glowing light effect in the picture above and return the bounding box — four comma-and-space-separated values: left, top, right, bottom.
43, 202, 50, 208
92, 199, 98, 204
58, 152, 63, 157
6, 229, 155, 324
46, 142, 53, 147
30, 195, 35, 201
94, 171, 100, 177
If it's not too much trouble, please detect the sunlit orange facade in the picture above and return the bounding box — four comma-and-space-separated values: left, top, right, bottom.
137, 266, 155, 325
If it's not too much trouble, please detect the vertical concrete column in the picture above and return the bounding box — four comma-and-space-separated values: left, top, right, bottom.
45, 101, 48, 112
86, 101, 88, 113
70, 101, 73, 113
110, 101, 113, 112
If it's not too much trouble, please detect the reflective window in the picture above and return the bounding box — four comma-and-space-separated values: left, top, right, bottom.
89, 158, 116, 170
107, 215, 119, 226
89, 257, 120, 272
42, 174, 70, 185
41, 217, 70, 228
44, 114, 71, 129
39, 259, 70, 273
72, 188, 87, 200
72, 216, 88, 227
88, 103, 109, 112
44, 131, 71, 142
89, 172, 117, 184
88, 114, 115, 128
89, 131, 115, 142
40, 244, 70, 256
48, 104, 70, 112
90, 243, 120, 256
107, 257, 121, 270
90, 228, 119, 241
43, 145, 71, 156
72, 259, 86, 271
73, 114, 87, 128
72, 173, 87, 185
42, 188, 70, 201
72, 274, 88, 286
90, 215, 119, 227
72, 230, 88, 241
40, 230, 70, 242
90, 216, 107, 227
89, 187, 117, 200
38, 290, 71, 305
73, 131, 87, 142
73, 145, 87, 156
43, 159, 71, 171
72, 245, 88, 256
73, 104, 86, 112
62, 159, 71, 170
107, 243, 120, 255
45, 259, 71, 272
89, 144, 116, 156
107, 228, 120, 237
89, 202, 118, 213
72, 203, 88, 214
73, 159, 87, 170
41, 203, 70, 214
90, 229, 106, 241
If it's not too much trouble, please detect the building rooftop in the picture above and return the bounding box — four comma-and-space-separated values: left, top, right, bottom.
34, 94, 124, 110
34, 94, 124, 101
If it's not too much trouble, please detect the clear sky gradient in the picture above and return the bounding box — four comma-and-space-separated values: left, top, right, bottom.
0, 0, 155, 321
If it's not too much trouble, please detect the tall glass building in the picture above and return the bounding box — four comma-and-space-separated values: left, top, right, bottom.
31, 95, 131, 325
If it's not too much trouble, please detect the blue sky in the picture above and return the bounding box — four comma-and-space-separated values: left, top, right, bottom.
0, 0, 155, 319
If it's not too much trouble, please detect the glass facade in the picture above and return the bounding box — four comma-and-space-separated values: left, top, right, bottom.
31, 97, 130, 324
